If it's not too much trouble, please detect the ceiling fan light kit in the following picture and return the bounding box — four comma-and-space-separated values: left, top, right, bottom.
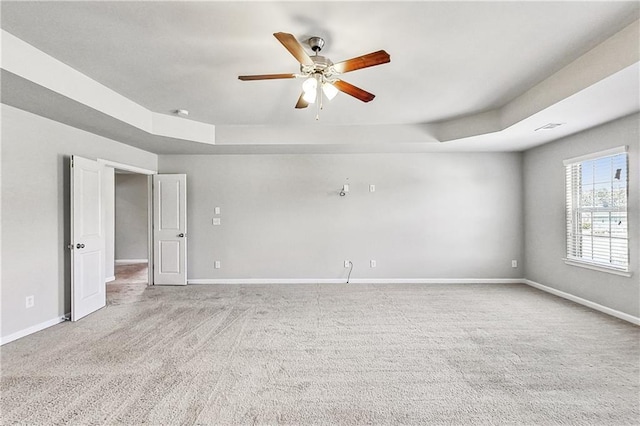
238, 32, 390, 119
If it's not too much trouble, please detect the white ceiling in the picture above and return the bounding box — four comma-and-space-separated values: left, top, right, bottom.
1, 1, 639, 154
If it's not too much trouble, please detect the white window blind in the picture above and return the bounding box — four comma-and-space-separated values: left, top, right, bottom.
564, 146, 629, 271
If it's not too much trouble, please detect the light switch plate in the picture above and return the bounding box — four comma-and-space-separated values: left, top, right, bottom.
214, 207, 221, 215
369, 184, 376, 192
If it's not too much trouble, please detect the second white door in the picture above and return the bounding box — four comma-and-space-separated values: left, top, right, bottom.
153, 174, 187, 285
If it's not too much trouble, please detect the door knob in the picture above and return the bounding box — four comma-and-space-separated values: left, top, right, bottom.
178, 233, 185, 238
76, 243, 85, 249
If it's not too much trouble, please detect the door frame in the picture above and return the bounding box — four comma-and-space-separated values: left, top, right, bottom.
98, 159, 156, 286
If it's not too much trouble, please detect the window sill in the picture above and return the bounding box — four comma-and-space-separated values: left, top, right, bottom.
563, 259, 633, 277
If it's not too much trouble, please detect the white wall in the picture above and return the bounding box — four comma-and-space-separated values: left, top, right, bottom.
523, 113, 639, 317
115, 173, 148, 261
1, 104, 157, 341
158, 153, 524, 281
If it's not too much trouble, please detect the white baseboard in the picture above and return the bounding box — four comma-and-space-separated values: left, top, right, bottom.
189, 278, 345, 285
523, 279, 640, 326
349, 278, 525, 284
1, 314, 69, 346
188, 278, 525, 285
115, 259, 148, 265
105, 276, 116, 283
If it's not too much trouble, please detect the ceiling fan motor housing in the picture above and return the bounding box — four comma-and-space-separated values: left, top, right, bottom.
308, 36, 325, 52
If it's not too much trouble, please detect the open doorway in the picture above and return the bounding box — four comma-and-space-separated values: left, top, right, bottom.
108, 170, 150, 305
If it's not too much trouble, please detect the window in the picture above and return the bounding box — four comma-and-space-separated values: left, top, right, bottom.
564, 146, 629, 273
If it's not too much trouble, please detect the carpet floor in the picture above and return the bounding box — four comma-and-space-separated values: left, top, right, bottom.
107, 263, 148, 306
1, 283, 638, 425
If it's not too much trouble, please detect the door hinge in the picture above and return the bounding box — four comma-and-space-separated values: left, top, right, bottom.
67, 244, 74, 250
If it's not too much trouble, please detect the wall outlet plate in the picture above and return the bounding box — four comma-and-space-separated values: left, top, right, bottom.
344, 260, 351, 268
512, 260, 518, 268
212, 218, 221, 225
26, 295, 34, 308
214, 261, 221, 269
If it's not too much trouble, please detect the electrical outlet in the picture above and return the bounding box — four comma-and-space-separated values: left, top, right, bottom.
512, 260, 518, 268
344, 260, 351, 268
212, 218, 221, 225
25, 295, 34, 308
214, 261, 221, 269
369, 184, 376, 192
370, 260, 377, 268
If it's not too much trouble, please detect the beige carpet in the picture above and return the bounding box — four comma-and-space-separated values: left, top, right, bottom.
1, 283, 638, 425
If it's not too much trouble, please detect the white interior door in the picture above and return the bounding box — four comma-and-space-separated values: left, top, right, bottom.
71, 155, 106, 321
153, 174, 187, 285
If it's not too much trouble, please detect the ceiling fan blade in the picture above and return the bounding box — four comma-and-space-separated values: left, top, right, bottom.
333, 79, 376, 102
295, 93, 309, 109
238, 73, 297, 81
332, 50, 390, 74
273, 32, 314, 66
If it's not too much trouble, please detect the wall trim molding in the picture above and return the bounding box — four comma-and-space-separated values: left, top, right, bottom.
98, 159, 156, 175
1, 314, 68, 346
188, 278, 525, 285
105, 276, 116, 283
523, 279, 640, 326
115, 259, 148, 265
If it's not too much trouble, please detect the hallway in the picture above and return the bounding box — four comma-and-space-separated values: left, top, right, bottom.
107, 262, 148, 305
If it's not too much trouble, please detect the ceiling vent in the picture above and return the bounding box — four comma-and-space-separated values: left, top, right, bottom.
535, 122, 564, 131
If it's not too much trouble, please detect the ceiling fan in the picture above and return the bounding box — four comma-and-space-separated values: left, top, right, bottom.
238, 32, 390, 115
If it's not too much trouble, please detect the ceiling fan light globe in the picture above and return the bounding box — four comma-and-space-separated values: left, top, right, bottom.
302, 90, 317, 104
302, 77, 318, 103
323, 82, 339, 100
302, 76, 317, 93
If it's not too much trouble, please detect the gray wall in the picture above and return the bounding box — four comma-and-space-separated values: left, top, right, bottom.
159, 153, 524, 281
115, 173, 148, 261
1, 104, 157, 340
523, 113, 639, 317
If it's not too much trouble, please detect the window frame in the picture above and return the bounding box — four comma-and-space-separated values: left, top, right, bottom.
563, 146, 630, 276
